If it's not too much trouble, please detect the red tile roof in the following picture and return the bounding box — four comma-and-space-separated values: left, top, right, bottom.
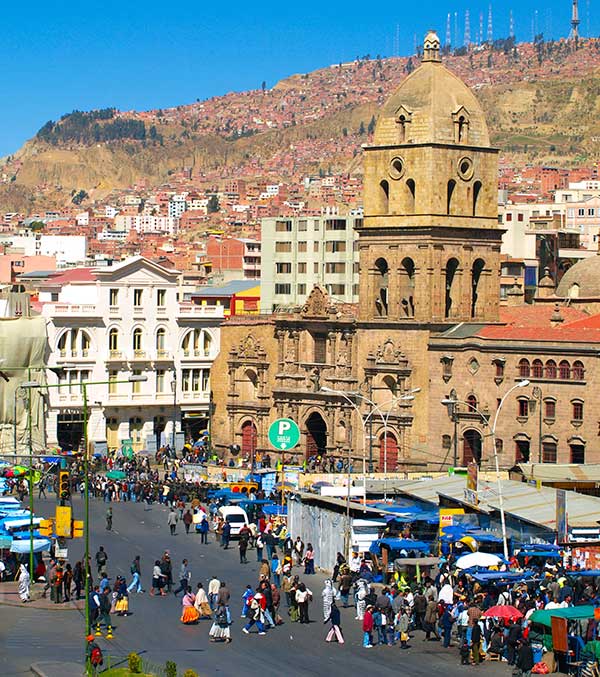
47, 268, 96, 284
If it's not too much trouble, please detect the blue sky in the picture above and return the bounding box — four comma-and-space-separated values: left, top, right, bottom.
0, 0, 596, 156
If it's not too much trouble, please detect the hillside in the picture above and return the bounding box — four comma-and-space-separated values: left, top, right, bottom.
2, 37, 600, 212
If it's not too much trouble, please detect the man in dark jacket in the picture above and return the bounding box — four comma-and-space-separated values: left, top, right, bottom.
515, 638, 535, 676
471, 621, 482, 664
507, 620, 523, 665
413, 589, 427, 629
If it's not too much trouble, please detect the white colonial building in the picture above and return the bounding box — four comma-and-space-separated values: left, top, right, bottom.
40, 256, 223, 453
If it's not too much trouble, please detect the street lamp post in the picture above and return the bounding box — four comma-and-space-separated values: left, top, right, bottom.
171, 369, 177, 457
16, 380, 41, 582
440, 379, 529, 560
28, 373, 147, 672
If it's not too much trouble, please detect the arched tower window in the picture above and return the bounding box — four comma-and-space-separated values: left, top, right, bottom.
466, 394, 478, 412
471, 258, 485, 318
374, 258, 389, 317
406, 178, 416, 213
400, 257, 415, 317
473, 180, 482, 216
445, 258, 459, 318
447, 179, 456, 215
379, 180, 389, 214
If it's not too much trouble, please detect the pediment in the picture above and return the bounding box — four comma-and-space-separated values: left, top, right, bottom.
95, 256, 178, 285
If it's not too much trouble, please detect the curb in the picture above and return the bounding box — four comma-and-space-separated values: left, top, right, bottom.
31, 662, 85, 677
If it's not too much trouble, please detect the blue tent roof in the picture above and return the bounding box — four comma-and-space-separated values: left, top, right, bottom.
470, 570, 535, 584
370, 538, 432, 554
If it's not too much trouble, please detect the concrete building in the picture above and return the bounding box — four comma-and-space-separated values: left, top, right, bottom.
261, 215, 359, 311
114, 214, 178, 235
0, 233, 87, 266
40, 257, 223, 453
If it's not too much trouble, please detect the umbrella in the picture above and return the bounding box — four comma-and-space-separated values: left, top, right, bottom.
482, 605, 523, 620
275, 482, 295, 491
455, 552, 503, 569
106, 470, 127, 480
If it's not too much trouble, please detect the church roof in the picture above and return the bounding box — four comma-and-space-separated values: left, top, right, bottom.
555, 255, 600, 298
373, 31, 490, 147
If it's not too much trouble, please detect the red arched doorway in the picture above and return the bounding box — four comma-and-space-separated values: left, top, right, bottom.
305, 412, 327, 459
379, 432, 398, 473
241, 420, 257, 458
463, 429, 482, 466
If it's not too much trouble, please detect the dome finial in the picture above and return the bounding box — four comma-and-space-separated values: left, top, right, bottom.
422, 30, 441, 63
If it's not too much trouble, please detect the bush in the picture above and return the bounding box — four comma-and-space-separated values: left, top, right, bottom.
128, 652, 142, 674
183, 671, 198, 677
165, 661, 177, 677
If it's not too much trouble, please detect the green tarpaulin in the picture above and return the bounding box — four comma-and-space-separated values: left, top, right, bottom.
530, 605, 597, 627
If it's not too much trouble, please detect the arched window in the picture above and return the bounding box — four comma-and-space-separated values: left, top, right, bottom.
132, 327, 143, 351
58, 332, 68, 356
518, 358, 530, 378
202, 331, 212, 357
109, 328, 119, 352
545, 359, 557, 379
81, 331, 90, 356
182, 329, 201, 356
457, 115, 468, 142
471, 258, 484, 319
445, 258, 459, 318
559, 360, 570, 380
156, 328, 166, 351
406, 178, 416, 212
473, 180, 482, 216
400, 257, 415, 317
374, 258, 389, 317
532, 359, 544, 378
447, 179, 456, 215
466, 394, 478, 412
379, 180, 389, 214
572, 360, 585, 380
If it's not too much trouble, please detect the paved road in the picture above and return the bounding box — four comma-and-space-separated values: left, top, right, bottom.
0, 494, 511, 677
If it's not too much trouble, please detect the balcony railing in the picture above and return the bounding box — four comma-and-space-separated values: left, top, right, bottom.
156, 350, 171, 360
132, 350, 147, 360
107, 350, 123, 360
46, 303, 100, 316
178, 304, 224, 317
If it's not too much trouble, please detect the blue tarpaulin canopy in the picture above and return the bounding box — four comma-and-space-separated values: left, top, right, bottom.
518, 550, 562, 558
370, 538, 432, 555
10, 537, 51, 553
575, 570, 600, 577
262, 505, 287, 516
470, 570, 535, 584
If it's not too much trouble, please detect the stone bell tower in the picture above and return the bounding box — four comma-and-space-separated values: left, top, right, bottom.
358, 30, 502, 324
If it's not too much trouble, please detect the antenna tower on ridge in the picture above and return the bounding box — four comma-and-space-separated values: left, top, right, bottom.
464, 10, 471, 47
446, 13, 452, 48
479, 12, 484, 45
487, 4, 493, 43
509, 9, 515, 39
569, 0, 580, 40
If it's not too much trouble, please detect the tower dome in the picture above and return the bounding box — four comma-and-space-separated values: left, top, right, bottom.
373, 30, 490, 148
556, 256, 600, 299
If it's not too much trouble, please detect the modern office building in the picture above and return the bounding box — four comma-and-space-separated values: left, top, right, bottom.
260, 215, 360, 311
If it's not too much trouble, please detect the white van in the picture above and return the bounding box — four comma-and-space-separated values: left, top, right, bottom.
218, 506, 250, 537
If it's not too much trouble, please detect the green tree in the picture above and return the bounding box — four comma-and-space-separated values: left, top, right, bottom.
207, 195, 220, 213
367, 115, 376, 135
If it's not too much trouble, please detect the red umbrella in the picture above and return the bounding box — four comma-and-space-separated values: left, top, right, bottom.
481, 605, 523, 620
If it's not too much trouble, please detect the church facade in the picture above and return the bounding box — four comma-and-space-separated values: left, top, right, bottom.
210, 32, 600, 471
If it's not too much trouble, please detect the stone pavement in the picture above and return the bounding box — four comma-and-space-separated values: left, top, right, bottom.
30, 662, 84, 677
0, 581, 83, 610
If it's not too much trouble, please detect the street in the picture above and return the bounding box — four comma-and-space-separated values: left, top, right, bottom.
0, 494, 510, 677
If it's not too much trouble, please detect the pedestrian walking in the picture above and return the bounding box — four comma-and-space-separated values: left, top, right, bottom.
322, 579, 338, 621
38, 477, 47, 499
239, 532, 249, 564
73, 561, 84, 599
198, 514, 209, 544
173, 559, 191, 596
182, 509, 193, 534
150, 560, 167, 596
255, 533, 264, 562
303, 543, 315, 575
362, 605, 375, 648
208, 575, 220, 610
325, 601, 344, 644
194, 583, 212, 618
105, 507, 112, 531
221, 521, 231, 549
295, 582, 312, 624
209, 602, 232, 642
18, 564, 30, 602
167, 508, 178, 535
181, 586, 200, 624
243, 593, 267, 635
95, 547, 108, 575
127, 555, 144, 593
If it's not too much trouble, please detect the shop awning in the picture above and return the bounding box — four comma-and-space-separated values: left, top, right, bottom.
530, 605, 597, 628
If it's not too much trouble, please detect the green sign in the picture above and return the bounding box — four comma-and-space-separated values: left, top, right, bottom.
268, 418, 300, 451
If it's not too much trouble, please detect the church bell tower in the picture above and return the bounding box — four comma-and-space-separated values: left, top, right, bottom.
358, 31, 503, 324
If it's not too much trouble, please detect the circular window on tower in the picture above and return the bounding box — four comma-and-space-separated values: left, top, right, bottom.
457, 157, 474, 181
389, 156, 406, 180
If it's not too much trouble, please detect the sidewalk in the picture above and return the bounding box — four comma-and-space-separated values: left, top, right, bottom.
31, 662, 84, 677
0, 581, 84, 610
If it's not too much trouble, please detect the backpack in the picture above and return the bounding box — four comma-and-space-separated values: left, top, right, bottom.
90, 646, 103, 667
216, 608, 228, 627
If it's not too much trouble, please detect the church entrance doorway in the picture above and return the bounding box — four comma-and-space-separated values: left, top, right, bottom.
305, 412, 327, 459
463, 429, 482, 466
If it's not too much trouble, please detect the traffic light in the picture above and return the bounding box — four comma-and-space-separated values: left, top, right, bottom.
58, 470, 71, 501
39, 519, 54, 536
